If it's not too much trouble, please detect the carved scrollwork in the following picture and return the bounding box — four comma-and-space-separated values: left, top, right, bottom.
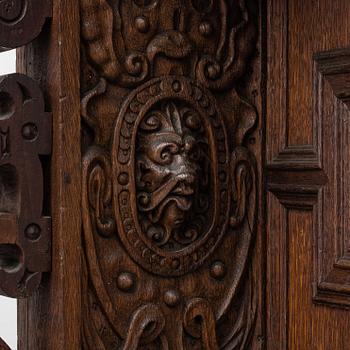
229, 146, 256, 229
80, 0, 150, 87
184, 298, 219, 350
86, 147, 115, 238
0, 0, 52, 50
122, 304, 167, 350
195, 0, 257, 91
80, 0, 256, 90
81, 0, 259, 348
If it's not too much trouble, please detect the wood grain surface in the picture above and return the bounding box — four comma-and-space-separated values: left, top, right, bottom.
16, 0, 81, 349
266, 0, 350, 349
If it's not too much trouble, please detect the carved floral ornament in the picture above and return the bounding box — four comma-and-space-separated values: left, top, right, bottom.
81, 0, 258, 348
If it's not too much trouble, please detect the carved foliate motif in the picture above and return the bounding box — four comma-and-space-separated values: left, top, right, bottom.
81, 0, 255, 91
81, 0, 259, 348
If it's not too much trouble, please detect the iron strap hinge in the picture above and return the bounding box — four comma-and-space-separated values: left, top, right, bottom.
0, 0, 52, 299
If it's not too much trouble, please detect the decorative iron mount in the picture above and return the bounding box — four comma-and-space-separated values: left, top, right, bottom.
0, 1, 52, 299
0, 0, 52, 51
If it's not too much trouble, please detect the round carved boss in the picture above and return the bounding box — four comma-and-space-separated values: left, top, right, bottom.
112, 76, 229, 277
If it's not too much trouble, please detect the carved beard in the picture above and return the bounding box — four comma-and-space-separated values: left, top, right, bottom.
135, 102, 207, 247
138, 171, 197, 247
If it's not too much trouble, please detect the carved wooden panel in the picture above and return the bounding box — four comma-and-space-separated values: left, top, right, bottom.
80, 0, 261, 348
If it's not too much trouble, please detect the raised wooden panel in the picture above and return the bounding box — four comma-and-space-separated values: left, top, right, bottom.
266, 0, 320, 169
266, 187, 319, 349
313, 49, 350, 306
17, 0, 82, 348
266, 0, 350, 348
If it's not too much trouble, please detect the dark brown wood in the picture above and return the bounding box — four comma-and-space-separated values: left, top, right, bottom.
7, 1, 350, 349
266, 0, 350, 349
11, 0, 350, 349
312, 49, 350, 307
4, 0, 350, 349
0, 1, 264, 348
0, 3, 54, 349
0, 0, 51, 51
0, 73, 51, 299
80, 0, 263, 348
16, 0, 81, 349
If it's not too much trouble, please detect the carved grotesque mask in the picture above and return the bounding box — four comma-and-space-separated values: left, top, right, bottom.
136, 101, 211, 250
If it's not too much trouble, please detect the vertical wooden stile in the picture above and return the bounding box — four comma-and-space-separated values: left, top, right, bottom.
16, 0, 81, 349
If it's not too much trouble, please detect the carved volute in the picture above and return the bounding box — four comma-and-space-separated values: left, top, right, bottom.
80, 0, 260, 348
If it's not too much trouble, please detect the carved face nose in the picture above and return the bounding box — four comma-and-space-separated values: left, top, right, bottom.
172, 155, 197, 196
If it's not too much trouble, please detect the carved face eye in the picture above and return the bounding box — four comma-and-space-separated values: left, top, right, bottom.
191, 0, 213, 13
159, 143, 179, 165
146, 140, 180, 166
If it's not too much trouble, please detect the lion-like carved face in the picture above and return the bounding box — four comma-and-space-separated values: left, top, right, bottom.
136, 101, 211, 250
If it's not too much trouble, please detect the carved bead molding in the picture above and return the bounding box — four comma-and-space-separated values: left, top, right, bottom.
0, 0, 51, 51
81, 0, 259, 348
312, 49, 350, 307
0, 74, 51, 298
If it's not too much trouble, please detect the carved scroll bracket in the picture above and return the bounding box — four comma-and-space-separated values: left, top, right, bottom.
0, 74, 51, 298
0, 0, 52, 51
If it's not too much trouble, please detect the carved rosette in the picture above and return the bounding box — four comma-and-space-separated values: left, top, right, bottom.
81, 0, 258, 348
